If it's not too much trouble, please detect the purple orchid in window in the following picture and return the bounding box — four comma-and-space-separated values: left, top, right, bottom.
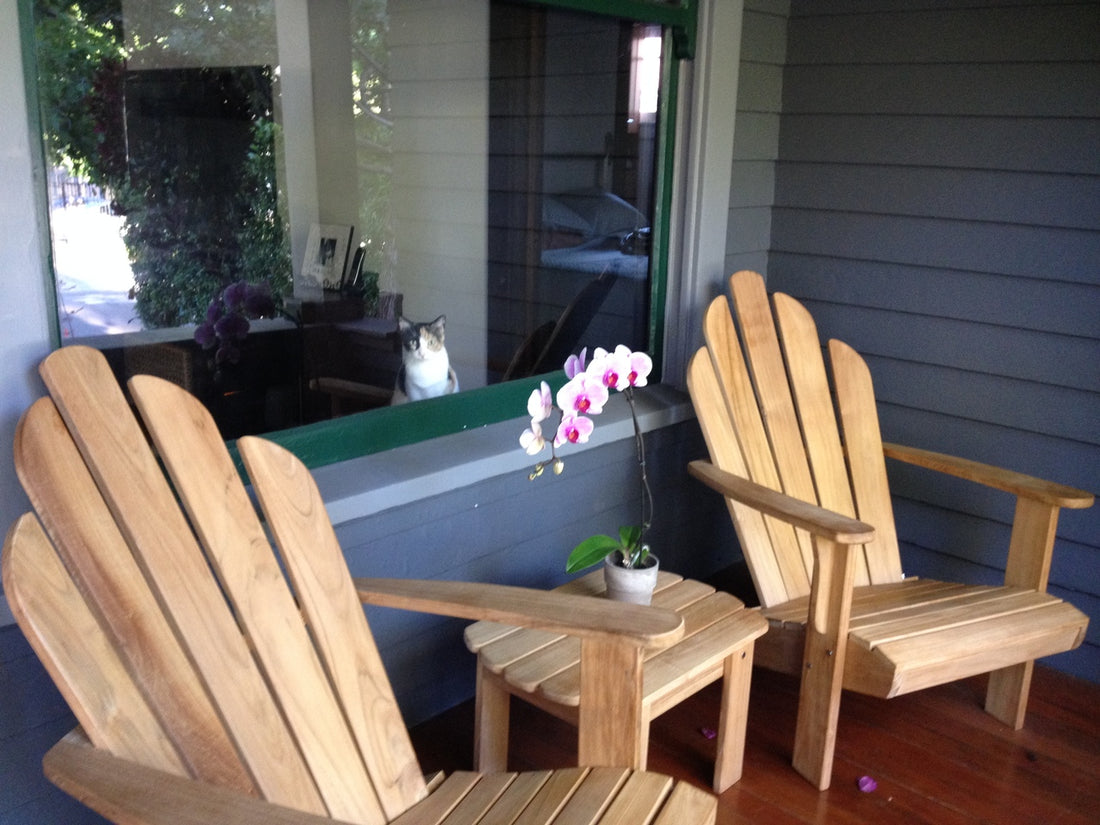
521, 345, 655, 572
194, 280, 278, 369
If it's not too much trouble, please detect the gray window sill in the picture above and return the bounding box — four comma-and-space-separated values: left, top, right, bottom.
313, 383, 696, 526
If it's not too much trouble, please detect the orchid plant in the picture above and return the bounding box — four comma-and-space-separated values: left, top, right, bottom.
194, 279, 279, 373
521, 345, 655, 572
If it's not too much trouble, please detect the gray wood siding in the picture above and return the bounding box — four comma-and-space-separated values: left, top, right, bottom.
726, 0, 790, 275
767, 0, 1100, 681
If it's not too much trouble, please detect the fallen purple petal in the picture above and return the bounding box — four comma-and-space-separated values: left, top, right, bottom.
857, 775, 877, 793
700, 727, 717, 740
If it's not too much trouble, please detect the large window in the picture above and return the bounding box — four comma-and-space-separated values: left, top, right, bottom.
27, 0, 692, 449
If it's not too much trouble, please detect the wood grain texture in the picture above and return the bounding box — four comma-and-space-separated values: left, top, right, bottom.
466, 576, 767, 794
11, 397, 252, 792
132, 377, 387, 824
39, 346, 325, 813
699, 294, 812, 603
829, 339, 903, 583
2, 516, 186, 777
237, 434, 427, 819
413, 663, 1100, 825
687, 346, 795, 607
357, 578, 684, 650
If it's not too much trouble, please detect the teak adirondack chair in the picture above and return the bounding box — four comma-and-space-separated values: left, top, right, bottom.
2, 345, 719, 825
687, 270, 1092, 790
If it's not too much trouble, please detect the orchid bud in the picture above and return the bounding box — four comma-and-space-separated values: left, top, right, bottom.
552, 458, 564, 475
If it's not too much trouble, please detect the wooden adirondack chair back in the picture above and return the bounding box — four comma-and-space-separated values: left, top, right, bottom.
688, 271, 905, 609
5, 346, 427, 825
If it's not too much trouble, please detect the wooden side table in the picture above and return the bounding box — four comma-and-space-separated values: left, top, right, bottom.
464, 569, 768, 792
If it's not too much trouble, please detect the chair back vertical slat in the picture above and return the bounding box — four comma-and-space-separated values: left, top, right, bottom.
701, 294, 811, 605
238, 435, 429, 819
11, 398, 253, 792
3, 515, 188, 778
828, 340, 903, 582
130, 375, 390, 825
687, 349, 797, 606
37, 346, 327, 815
773, 293, 872, 587
729, 273, 818, 499
728, 272, 819, 578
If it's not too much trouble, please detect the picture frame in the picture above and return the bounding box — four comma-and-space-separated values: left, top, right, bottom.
301, 223, 354, 290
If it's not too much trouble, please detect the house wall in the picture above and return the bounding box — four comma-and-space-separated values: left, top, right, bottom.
767, 0, 1100, 680
725, 0, 789, 276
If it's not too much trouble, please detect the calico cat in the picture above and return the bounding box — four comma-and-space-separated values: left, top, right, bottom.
391, 315, 459, 404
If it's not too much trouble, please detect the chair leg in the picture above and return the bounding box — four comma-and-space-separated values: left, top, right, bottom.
985, 660, 1033, 730
713, 645, 754, 793
791, 539, 856, 791
473, 661, 510, 772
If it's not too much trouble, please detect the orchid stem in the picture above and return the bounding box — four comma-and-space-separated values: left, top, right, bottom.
625, 388, 654, 563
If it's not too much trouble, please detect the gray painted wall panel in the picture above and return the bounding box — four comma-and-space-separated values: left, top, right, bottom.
803, 301, 1099, 391
730, 160, 778, 207
783, 63, 1100, 117
727, 206, 775, 254
788, 4, 1099, 64
769, 0, 1099, 681
736, 61, 785, 113
771, 209, 1100, 283
776, 164, 1099, 229
732, 112, 781, 160
768, 254, 1100, 337
779, 115, 1100, 174
868, 357, 1098, 445
727, 3, 791, 292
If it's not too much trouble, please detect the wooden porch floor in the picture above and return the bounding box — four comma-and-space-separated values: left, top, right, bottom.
410, 664, 1100, 825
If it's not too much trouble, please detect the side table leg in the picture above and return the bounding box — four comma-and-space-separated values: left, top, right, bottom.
578, 638, 646, 769
713, 645, 754, 792
474, 660, 510, 772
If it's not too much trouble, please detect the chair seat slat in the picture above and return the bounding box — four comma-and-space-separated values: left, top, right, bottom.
856, 590, 1068, 650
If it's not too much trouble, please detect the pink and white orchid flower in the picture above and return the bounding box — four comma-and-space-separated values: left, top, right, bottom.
526, 380, 553, 422
519, 420, 547, 455
586, 345, 633, 391
564, 348, 587, 379
556, 372, 609, 417
554, 413, 594, 447
625, 349, 652, 387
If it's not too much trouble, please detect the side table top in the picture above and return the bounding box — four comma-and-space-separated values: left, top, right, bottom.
465, 570, 768, 708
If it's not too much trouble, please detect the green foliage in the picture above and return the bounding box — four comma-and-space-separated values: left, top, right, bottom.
34, 1, 292, 329
34, 0, 126, 185
350, 0, 394, 279
565, 525, 649, 574
234, 119, 292, 301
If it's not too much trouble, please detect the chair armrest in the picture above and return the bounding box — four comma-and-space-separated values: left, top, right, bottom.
687, 460, 874, 544
44, 729, 348, 825
355, 578, 684, 651
882, 443, 1094, 508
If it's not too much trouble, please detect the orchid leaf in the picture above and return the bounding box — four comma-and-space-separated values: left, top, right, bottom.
618, 524, 642, 548
566, 534, 621, 574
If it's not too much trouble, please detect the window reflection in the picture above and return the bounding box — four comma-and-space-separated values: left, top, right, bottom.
33, 0, 663, 437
